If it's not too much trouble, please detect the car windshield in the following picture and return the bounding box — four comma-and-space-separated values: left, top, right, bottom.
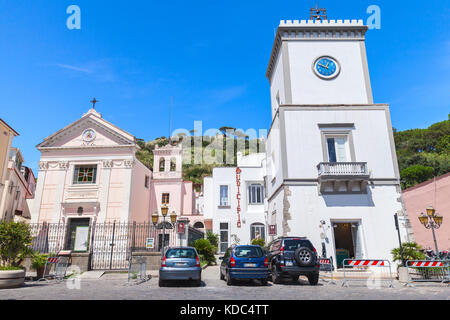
165, 248, 197, 259
283, 240, 313, 251
234, 246, 264, 258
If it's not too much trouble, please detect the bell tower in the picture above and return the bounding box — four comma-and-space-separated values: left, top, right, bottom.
153, 144, 183, 180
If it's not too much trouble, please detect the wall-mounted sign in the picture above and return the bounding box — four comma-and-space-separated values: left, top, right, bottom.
236, 167, 242, 228
269, 225, 277, 236
74, 226, 90, 252
177, 222, 185, 234
146, 238, 155, 249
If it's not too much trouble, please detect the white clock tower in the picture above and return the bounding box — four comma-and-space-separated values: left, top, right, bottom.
265, 9, 414, 268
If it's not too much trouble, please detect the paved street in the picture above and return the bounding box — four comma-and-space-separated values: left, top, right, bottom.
0, 265, 448, 300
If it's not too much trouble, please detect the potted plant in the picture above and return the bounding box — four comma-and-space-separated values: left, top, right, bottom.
0, 221, 32, 289
391, 242, 426, 283
31, 252, 49, 279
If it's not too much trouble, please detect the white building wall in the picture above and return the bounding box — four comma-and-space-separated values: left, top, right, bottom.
284, 185, 403, 263
205, 154, 267, 252
282, 107, 398, 180
287, 41, 370, 105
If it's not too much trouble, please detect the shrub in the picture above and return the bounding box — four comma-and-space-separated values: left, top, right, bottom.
193, 239, 216, 265
31, 252, 49, 270
206, 231, 219, 248
391, 242, 427, 265
251, 238, 265, 248
0, 221, 33, 267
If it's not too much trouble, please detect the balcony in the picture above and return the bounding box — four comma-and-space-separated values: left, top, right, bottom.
317, 162, 370, 193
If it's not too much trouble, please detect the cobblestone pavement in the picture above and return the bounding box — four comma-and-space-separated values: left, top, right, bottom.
0, 265, 448, 300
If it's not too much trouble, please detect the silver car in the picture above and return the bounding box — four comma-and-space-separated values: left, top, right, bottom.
159, 247, 202, 287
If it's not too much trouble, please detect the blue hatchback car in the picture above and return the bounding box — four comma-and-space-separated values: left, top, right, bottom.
219, 245, 269, 286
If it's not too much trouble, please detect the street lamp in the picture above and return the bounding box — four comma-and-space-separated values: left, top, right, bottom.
418, 205, 443, 259
151, 211, 159, 226
170, 211, 177, 224
154, 205, 177, 253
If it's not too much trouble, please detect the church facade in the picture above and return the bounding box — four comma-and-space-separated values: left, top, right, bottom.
31, 107, 153, 227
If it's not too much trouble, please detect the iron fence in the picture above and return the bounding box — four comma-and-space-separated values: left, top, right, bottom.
29, 222, 176, 270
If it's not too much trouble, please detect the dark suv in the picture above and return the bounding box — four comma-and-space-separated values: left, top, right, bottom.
267, 237, 320, 285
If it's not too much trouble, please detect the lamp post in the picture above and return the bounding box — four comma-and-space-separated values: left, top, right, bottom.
152, 206, 177, 253
418, 206, 443, 259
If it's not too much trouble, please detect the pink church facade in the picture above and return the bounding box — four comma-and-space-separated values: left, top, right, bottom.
31, 108, 203, 232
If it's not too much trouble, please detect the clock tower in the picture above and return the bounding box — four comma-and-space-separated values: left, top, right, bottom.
266, 17, 373, 118
264, 9, 414, 267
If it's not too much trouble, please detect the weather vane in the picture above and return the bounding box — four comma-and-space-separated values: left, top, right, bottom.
90, 97, 99, 109
310, 2, 327, 21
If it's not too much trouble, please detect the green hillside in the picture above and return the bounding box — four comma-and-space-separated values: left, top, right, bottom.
136, 128, 265, 189
394, 114, 450, 189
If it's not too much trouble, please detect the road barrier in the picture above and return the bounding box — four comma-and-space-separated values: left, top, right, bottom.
38, 257, 60, 281
406, 260, 449, 287
319, 257, 336, 285
342, 259, 394, 288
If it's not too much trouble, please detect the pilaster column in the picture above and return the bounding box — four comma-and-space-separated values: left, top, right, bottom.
98, 160, 113, 222
121, 159, 134, 223
52, 161, 69, 223
31, 161, 49, 223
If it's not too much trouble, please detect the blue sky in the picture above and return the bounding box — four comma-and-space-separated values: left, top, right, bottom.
0, 0, 449, 173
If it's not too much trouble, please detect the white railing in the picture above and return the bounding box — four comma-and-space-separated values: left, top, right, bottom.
317, 162, 369, 177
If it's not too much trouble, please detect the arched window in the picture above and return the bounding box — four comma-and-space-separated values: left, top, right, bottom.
250, 223, 265, 241
193, 222, 204, 229
170, 158, 176, 172
159, 158, 165, 172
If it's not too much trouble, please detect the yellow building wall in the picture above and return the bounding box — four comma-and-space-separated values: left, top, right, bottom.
0, 122, 14, 183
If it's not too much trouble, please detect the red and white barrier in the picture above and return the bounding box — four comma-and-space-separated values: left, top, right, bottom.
47, 257, 59, 264
347, 260, 385, 266
408, 261, 444, 267
342, 259, 394, 288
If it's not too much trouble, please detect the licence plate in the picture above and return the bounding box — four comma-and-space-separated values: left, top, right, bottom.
244, 263, 257, 267
175, 263, 187, 267
285, 261, 294, 266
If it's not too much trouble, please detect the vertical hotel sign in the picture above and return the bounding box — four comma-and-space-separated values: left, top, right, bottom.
236, 167, 242, 228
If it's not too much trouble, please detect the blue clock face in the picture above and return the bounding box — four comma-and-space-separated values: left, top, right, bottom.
314, 57, 339, 79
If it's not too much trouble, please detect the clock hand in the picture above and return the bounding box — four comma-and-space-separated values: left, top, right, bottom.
318, 63, 328, 69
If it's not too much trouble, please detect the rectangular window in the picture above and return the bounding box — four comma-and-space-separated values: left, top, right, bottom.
73, 165, 97, 184
219, 185, 229, 206
326, 137, 348, 163
248, 184, 264, 204
162, 193, 170, 204
144, 175, 150, 188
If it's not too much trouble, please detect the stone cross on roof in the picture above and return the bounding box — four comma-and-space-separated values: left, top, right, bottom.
90, 97, 99, 109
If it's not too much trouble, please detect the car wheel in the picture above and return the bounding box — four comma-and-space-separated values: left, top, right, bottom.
158, 279, 165, 287
195, 279, 202, 287
271, 265, 282, 284
226, 271, 234, 286
261, 278, 268, 286
294, 247, 316, 267
291, 275, 299, 283
307, 273, 319, 286
220, 271, 225, 280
